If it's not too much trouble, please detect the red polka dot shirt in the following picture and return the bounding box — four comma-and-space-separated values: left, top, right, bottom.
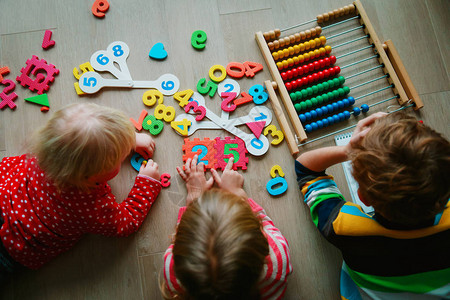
0, 155, 162, 269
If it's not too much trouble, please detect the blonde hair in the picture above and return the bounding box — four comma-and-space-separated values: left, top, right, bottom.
351, 112, 450, 225
162, 189, 269, 300
30, 103, 135, 191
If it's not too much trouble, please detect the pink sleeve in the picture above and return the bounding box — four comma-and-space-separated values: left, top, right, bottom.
87, 175, 162, 236
163, 242, 184, 294
249, 199, 293, 300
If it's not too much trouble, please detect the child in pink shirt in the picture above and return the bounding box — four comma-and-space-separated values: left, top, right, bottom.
0, 103, 161, 282
162, 156, 292, 299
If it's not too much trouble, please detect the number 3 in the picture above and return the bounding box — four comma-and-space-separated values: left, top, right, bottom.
263, 124, 284, 145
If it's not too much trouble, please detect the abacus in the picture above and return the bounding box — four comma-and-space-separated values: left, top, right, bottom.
256, 0, 423, 155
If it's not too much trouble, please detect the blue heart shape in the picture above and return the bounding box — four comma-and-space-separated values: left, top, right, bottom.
149, 42, 168, 60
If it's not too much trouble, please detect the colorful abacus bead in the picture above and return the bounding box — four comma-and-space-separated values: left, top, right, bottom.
299, 96, 355, 122
304, 111, 351, 133
290, 76, 345, 102
294, 87, 350, 112
281, 55, 336, 81
286, 66, 341, 91
276, 46, 332, 70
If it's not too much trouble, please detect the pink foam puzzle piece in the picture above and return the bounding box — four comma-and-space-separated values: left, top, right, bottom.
42, 30, 55, 49
0, 79, 18, 110
16, 55, 59, 95
246, 121, 266, 138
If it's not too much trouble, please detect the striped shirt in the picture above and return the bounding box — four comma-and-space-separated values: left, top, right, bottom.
163, 198, 293, 299
296, 160, 450, 300
0, 155, 162, 269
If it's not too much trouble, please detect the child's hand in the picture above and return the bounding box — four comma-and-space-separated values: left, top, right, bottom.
139, 159, 160, 180
176, 155, 214, 205
211, 157, 248, 199
347, 112, 387, 153
135, 132, 155, 159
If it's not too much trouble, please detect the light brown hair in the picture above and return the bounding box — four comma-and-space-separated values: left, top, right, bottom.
30, 103, 135, 191
162, 189, 269, 300
351, 112, 450, 225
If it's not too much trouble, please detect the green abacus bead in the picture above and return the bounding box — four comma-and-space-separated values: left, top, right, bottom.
333, 78, 341, 86
300, 101, 307, 111
312, 85, 319, 94
311, 97, 318, 106
332, 90, 340, 98
327, 92, 334, 100
322, 82, 329, 90
305, 100, 313, 108
296, 91, 302, 101
337, 88, 345, 97
306, 87, 313, 96
301, 89, 308, 98
322, 94, 329, 102
343, 86, 350, 94
294, 103, 301, 112
316, 95, 324, 104
317, 83, 324, 92
328, 79, 334, 88
339, 76, 345, 84
290, 92, 297, 101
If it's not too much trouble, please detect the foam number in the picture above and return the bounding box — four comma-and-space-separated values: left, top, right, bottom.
173, 89, 194, 107
160, 173, 171, 188
209, 65, 226, 83
226, 62, 246, 78
130, 109, 148, 131
0, 79, 18, 109
192, 145, 209, 165
184, 101, 206, 121
171, 118, 191, 136
142, 89, 164, 107
197, 78, 217, 97
243, 61, 263, 78
263, 124, 284, 145
191, 30, 207, 50
131, 153, 146, 172
142, 115, 164, 135
266, 165, 288, 196
234, 92, 253, 106
220, 92, 237, 112
92, 0, 109, 18
249, 84, 268, 105
154, 104, 176, 122
73, 62, 94, 95
223, 143, 240, 163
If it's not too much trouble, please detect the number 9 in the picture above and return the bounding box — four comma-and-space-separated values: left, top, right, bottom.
191, 30, 207, 50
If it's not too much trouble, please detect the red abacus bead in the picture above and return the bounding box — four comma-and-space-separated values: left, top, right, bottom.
312, 73, 319, 81
329, 68, 335, 76
314, 61, 320, 70
330, 55, 336, 64
287, 70, 293, 79
324, 57, 330, 66
320, 59, 326, 68
281, 72, 288, 80
308, 63, 314, 70
334, 66, 341, 74
292, 68, 298, 77
318, 71, 324, 79
296, 78, 303, 86
285, 82, 292, 91
291, 80, 298, 89
303, 65, 309, 73
307, 75, 313, 83
302, 76, 308, 84
324, 69, 330, 77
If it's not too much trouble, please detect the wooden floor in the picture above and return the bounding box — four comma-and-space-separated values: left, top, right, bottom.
1, 0, 448, 299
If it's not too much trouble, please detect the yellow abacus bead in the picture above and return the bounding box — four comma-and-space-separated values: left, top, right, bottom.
288, 47, 295, 56
289, 35, 295, 43
294, 44, 300, 54
298, 55, 304, 63
268, 42, 274, 51
319, 47, 326, 55
293, 56, 299, 64
272, 52, 279, 60
303, 53, 310, 61
294, 33, 301, 42
311, 28, 317, 36
299, 43, 305, 52
314, 38, 321, 46
276, 62, 283, 70
304, 41, 310, 50
305, 29, 311, 38
325, 45, 332, 54
309, 40, 316, 49
283, 48, 290, 57
320, 36, 327, 45
282, 60, 289, 69
314, 49, 321, 57
287, 58, 294, 67
316, 26, 322, 35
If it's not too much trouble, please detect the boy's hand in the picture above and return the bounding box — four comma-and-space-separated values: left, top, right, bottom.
135, 132, 155, 159
139, 159, 160, 180
211, 157, 248, 199
347, 112, 387, 153
176, 155, 214, 205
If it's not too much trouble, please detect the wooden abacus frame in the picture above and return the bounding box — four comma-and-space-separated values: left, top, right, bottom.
256, 0, 424, 156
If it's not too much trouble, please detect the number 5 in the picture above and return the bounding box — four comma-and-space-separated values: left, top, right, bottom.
83, 77, 97, 87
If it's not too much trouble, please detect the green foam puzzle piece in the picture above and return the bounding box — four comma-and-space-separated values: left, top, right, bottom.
25, 93, 49, 106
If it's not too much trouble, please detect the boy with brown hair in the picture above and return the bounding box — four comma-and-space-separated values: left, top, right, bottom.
296, 112, 450, 299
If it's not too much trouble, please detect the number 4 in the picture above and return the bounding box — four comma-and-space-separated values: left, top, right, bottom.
243, 61, 263, 78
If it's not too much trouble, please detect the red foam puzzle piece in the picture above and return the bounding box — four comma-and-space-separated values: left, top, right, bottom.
246, 121, 266, 138
0, 79, 18, 110
182, 138, 217, 169
214, 137, 248, 170
42, 30, 55, 49
16, 55, 59, 95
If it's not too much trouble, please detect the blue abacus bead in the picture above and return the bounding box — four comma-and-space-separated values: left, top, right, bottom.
332, 102, 339, 111
322, 118, 329, 127
311, 122, 318, 131
322, 106, 328, 114
348, 96, 355, 105
299, 114, 306, 123
361, 104, 369, 113
315, 108, 323, 117
343, 99, 349, 107
310, 110, 317, 119
353, 107, 361, 116
305, 112, 312, 121
338, 112, 345, 121
327, 116, 334, 125
344, 110, 351, 119
317, 120, 324, 128
327, 104, 333, 112
305, 124, 313, 133
333, 115, 340, 123
337, 100, 344, 109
